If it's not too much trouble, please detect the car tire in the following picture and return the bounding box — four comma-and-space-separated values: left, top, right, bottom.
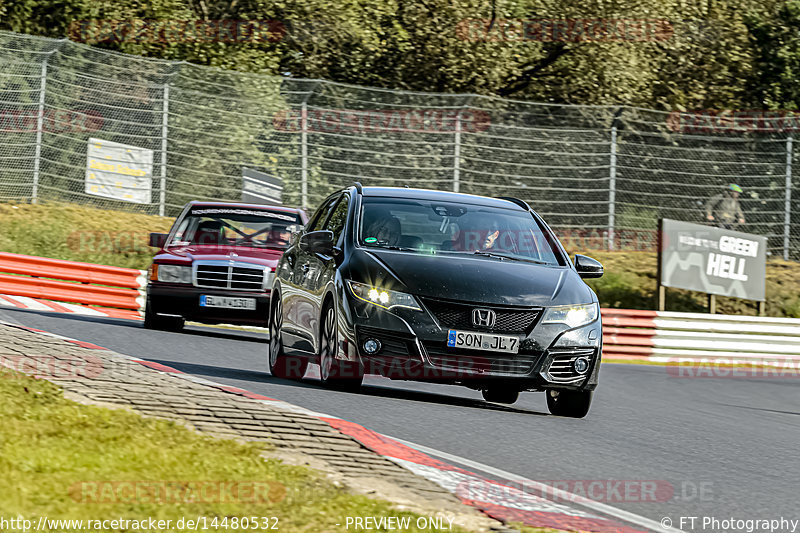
143, 303, 184, 332
546, 389, 592, 418
319, 301, 363, 391
268, 292, 308, 380
482, 388, 520, 404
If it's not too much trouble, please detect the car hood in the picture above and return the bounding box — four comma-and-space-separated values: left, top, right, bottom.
155, 244, 284, 268
350, 249, 595, 307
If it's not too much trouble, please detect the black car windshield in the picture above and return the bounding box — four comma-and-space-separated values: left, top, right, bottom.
358, 197, 565, 266
169, 207, 302, 249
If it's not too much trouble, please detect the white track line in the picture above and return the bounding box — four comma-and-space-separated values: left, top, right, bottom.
385, 435, 685, 533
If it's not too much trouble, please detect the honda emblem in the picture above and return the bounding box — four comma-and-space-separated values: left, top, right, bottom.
472, 308, 496, 328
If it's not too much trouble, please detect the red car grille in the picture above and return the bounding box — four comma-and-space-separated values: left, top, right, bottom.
194, 263, 265, 292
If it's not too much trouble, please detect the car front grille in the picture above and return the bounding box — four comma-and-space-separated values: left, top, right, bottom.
546, 347, 595, 382
422, 342, 540, 376
194, 262, 266, 292
421, 298, 541, 334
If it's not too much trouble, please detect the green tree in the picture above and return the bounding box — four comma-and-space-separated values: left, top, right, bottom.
746, 0, 800, 109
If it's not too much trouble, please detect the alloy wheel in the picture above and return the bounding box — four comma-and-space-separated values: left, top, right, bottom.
319, 305, 337, 382
269, 297, 283, 367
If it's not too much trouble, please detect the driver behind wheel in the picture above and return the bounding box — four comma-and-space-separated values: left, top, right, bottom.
267, 226, 292, 246
192, 220, 225, 245
364, 215, 402, 246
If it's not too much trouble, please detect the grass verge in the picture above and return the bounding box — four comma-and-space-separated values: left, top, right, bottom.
0, 369, 471, 532
0, 201, 171, 270
2, 201, 800, 316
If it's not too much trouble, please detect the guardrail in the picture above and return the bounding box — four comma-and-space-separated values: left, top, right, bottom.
0, 252, 798, 364
601, 308, 800, 363
0, 252, 145, 320
600, 309, 657, 358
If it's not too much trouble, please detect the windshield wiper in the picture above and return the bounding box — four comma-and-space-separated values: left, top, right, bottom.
472, 250, 549, 265
373, 245, 418, 252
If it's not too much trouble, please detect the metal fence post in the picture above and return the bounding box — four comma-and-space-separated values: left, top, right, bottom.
31, 58, 48, 204
31, 39, 66, 204
159, 83, 169, 217
453, 111, 462, 193
301, 100, 308, 209
785, 136, 793, 261
608, 124, 618, 250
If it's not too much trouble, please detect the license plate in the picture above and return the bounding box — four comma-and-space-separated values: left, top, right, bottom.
447, 330, 519, 354
199, 295, 256, 310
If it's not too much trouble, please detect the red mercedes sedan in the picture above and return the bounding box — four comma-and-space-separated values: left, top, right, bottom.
145, 201, 307, 331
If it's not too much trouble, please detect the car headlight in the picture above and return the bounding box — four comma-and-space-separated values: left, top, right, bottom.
154, 264, 192, 284
541, 303, 598, 328
347, 280, 421, 311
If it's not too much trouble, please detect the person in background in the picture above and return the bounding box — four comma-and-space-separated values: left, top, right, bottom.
705, 183, 745, 229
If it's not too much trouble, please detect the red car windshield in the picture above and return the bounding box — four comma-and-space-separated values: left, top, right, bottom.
169, 207, 302, 249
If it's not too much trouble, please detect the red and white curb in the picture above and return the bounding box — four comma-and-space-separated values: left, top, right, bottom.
0, 293, 142, 321
1, 322, 683, 533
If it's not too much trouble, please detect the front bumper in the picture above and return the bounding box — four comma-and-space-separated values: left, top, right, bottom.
147, 283, 270, 326
336, 291, 601, 391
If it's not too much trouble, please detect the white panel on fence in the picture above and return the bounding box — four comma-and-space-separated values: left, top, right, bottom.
85, 138, 153, 204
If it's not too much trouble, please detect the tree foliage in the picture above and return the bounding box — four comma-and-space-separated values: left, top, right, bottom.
0, 0, 795, 109
746, 0, 800, 109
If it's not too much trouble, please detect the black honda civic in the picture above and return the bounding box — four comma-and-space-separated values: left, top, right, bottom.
269, 184, 604, 417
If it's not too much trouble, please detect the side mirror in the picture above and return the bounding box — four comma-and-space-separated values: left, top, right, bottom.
300, 230, 335, 255
575, 254, 603, 279
149, 233, 168, 248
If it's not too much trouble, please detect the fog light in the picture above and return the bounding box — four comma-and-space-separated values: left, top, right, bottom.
363, 339, 381, 354
573, 357, 590, 374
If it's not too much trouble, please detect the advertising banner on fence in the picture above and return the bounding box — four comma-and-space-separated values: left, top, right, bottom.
85, 138, 153, 204
660, 219, 767, 301
241, 167, 282, 205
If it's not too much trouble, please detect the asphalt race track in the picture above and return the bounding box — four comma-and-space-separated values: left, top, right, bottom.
2, 306, 798, 531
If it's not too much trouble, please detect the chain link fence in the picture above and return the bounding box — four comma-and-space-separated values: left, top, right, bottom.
1, 30, 798, 259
